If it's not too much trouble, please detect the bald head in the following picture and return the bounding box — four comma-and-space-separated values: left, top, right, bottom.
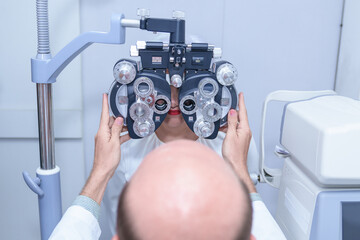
117, 140, 252, 240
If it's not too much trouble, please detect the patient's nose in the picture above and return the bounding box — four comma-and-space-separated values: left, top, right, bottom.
170, 86, 179, 108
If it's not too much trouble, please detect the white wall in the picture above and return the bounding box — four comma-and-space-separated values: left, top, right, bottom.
0, 0, 344, 239
335, 0, 360, 99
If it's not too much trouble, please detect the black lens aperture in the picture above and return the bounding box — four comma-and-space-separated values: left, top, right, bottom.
155, 99, 167, 111
183, 99, 196, 112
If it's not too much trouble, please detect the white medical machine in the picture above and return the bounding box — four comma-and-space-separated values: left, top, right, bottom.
260, 90, 360, 240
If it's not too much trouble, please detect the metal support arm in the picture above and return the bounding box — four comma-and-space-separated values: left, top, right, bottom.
31, 14, 126, 84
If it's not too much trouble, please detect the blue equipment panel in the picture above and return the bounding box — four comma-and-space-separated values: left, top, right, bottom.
342, 202, 360, 239
310, 190, 360, 240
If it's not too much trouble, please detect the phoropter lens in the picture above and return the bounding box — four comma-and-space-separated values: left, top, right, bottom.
207, 108, 217, 116
138, 82, 150, 95
180, 95, 197, 115
198, 78, 219, 98
155, 99, 167, 111
133, 77, 154, 98
203, 83, 215, 95
153, 95, 171, 114
183, 99, 196, 112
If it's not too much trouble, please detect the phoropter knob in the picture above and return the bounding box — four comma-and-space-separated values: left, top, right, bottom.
170, 74, 183, 88
194, 119, 214, 138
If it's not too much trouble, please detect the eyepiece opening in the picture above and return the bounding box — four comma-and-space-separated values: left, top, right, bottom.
183, 99, 196, 112
155, 98, 168, 111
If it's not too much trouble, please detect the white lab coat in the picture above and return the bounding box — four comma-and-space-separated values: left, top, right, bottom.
49, 199, 286, 240
49, 205, 101, 240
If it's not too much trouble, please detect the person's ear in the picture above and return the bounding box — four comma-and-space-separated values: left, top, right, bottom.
112, 234, 120, 240
249, 234, 256, 240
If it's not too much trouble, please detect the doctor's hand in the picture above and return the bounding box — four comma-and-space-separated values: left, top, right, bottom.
222, 92, 256, 193
81, 93, 130, 204
92, 93, 130, 177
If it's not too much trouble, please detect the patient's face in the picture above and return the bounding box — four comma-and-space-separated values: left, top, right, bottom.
162, 86, 186, 128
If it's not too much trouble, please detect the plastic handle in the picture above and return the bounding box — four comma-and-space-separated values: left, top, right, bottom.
23, 171, 44, 197
259, 90, 336, 188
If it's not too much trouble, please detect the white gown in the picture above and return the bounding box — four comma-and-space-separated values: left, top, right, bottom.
49, 205, 101, 240
50, 200, 285, 240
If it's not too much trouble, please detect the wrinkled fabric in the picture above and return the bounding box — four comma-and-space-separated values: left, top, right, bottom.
51, 199, 286, 240
49, 205, 101, 240
252, 200, 287, 239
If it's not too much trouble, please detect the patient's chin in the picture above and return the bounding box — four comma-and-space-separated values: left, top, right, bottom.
163, 114, 185, 128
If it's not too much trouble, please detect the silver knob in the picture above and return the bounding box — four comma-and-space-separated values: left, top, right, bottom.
138, 122, 151, 136
194, 119, 214, 138
201, 125, 212, 137
172, 10, 185, 20
137, 8, 150, 19
135, 106, 145, 117
129, 102, 151, 120
134, 118, 155, 138
202, 102, 222, 123
113, 60, 137, 84
216, 63, 238, 86
170, 74, 183, 88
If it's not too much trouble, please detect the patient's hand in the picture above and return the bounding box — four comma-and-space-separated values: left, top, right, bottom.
81, 93, 130, 204
222, 93, 256, 192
